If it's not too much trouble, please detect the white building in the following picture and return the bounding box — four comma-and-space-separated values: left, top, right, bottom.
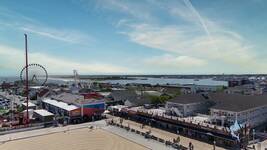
165, 94, 210, 117
209, 93, 267, 128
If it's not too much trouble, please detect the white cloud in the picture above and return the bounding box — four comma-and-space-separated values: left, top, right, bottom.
20, 25, 92, 44
145, 54, 207, 68
97, 0, 265, 73
123, 23, 267, 72
0, 8, 92, 45
0, 45, 130, 75
95, 0, 154, 21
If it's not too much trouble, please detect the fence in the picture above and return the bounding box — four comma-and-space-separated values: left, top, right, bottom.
107, 121, 188, 150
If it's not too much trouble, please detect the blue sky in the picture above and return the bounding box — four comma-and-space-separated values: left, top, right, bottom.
0, 0, 267, 76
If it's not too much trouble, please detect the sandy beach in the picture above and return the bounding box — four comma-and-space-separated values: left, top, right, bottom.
0, 128, 149, 150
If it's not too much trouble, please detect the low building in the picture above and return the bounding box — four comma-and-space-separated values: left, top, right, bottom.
209, 93, 267, 128
192, 84, 224, 93
174, 84, 225, 94
22, 109, 34, 120
166, 93, 267, 128
225, 84, 263, 95
124, 95, 152, 107
22, 102, 36, 110
228, 79, 251, 87
42, 92, 105, 123
29, 86, 47, 100
33, 109, 54, 123
165, 94, 211, 117
110, 90, 153, 107
42, 98, 80, 122
109, 90, 136, 103
51, 92, 105, 117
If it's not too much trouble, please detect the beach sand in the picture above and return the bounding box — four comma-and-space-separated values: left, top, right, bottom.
0, 128, 149, 150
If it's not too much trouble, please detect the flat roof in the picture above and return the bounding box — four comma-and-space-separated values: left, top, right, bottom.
167, 94, 208, 104
22, 102, 36, 107
29, 86, 45, 90
34, 109, 54, 116
209, 93, 267, 112
168, 93, 267, 112
51, 92, 103, 105
98, 92, 111, 96
43, 99, 78, 111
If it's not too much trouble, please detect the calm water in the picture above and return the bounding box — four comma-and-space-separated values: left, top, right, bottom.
0, 77, 19, 82
0, 77, 228, 86
99, 77, 228, 86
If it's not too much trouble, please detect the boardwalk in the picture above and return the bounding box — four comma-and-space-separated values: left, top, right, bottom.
110, 117, 226, 150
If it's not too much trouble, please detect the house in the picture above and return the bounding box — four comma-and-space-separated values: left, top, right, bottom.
109, 90, 137, 107
165, 94, 211, 117
124, 95, 152, 107
110, 90, 152, 107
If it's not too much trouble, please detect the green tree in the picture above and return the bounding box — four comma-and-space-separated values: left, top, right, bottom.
149, 95, 172, 105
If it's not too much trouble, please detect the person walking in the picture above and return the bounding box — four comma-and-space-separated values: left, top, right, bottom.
189, 142, 192, 150
189, 142, 194, 150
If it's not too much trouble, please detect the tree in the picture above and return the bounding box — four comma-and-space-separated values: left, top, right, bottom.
149, 95, 172, 105
17, 105, 24, 113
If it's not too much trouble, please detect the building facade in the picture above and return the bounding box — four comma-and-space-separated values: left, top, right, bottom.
210, 105, 267, 128
165, 94, 210, 117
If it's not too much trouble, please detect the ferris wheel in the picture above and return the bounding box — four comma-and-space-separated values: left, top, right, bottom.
20, 63, 48, 86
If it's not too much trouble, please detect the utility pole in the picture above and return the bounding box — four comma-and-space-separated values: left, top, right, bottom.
24, 34, 29, 125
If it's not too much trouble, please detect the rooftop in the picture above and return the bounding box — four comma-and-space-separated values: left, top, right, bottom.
22, 102, 36, 107
167, 93, 267, 112
51, 92, 103, 105
167, 94, 208, 104
209, 93, 267, 112
43, 99, 78, 111
34, 109, 54, 116
110, 90, 137, 102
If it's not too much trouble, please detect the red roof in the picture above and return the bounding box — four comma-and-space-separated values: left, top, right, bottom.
81, 92, 104, 99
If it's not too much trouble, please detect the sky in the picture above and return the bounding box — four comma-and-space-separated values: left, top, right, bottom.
0, 0, 267, 76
